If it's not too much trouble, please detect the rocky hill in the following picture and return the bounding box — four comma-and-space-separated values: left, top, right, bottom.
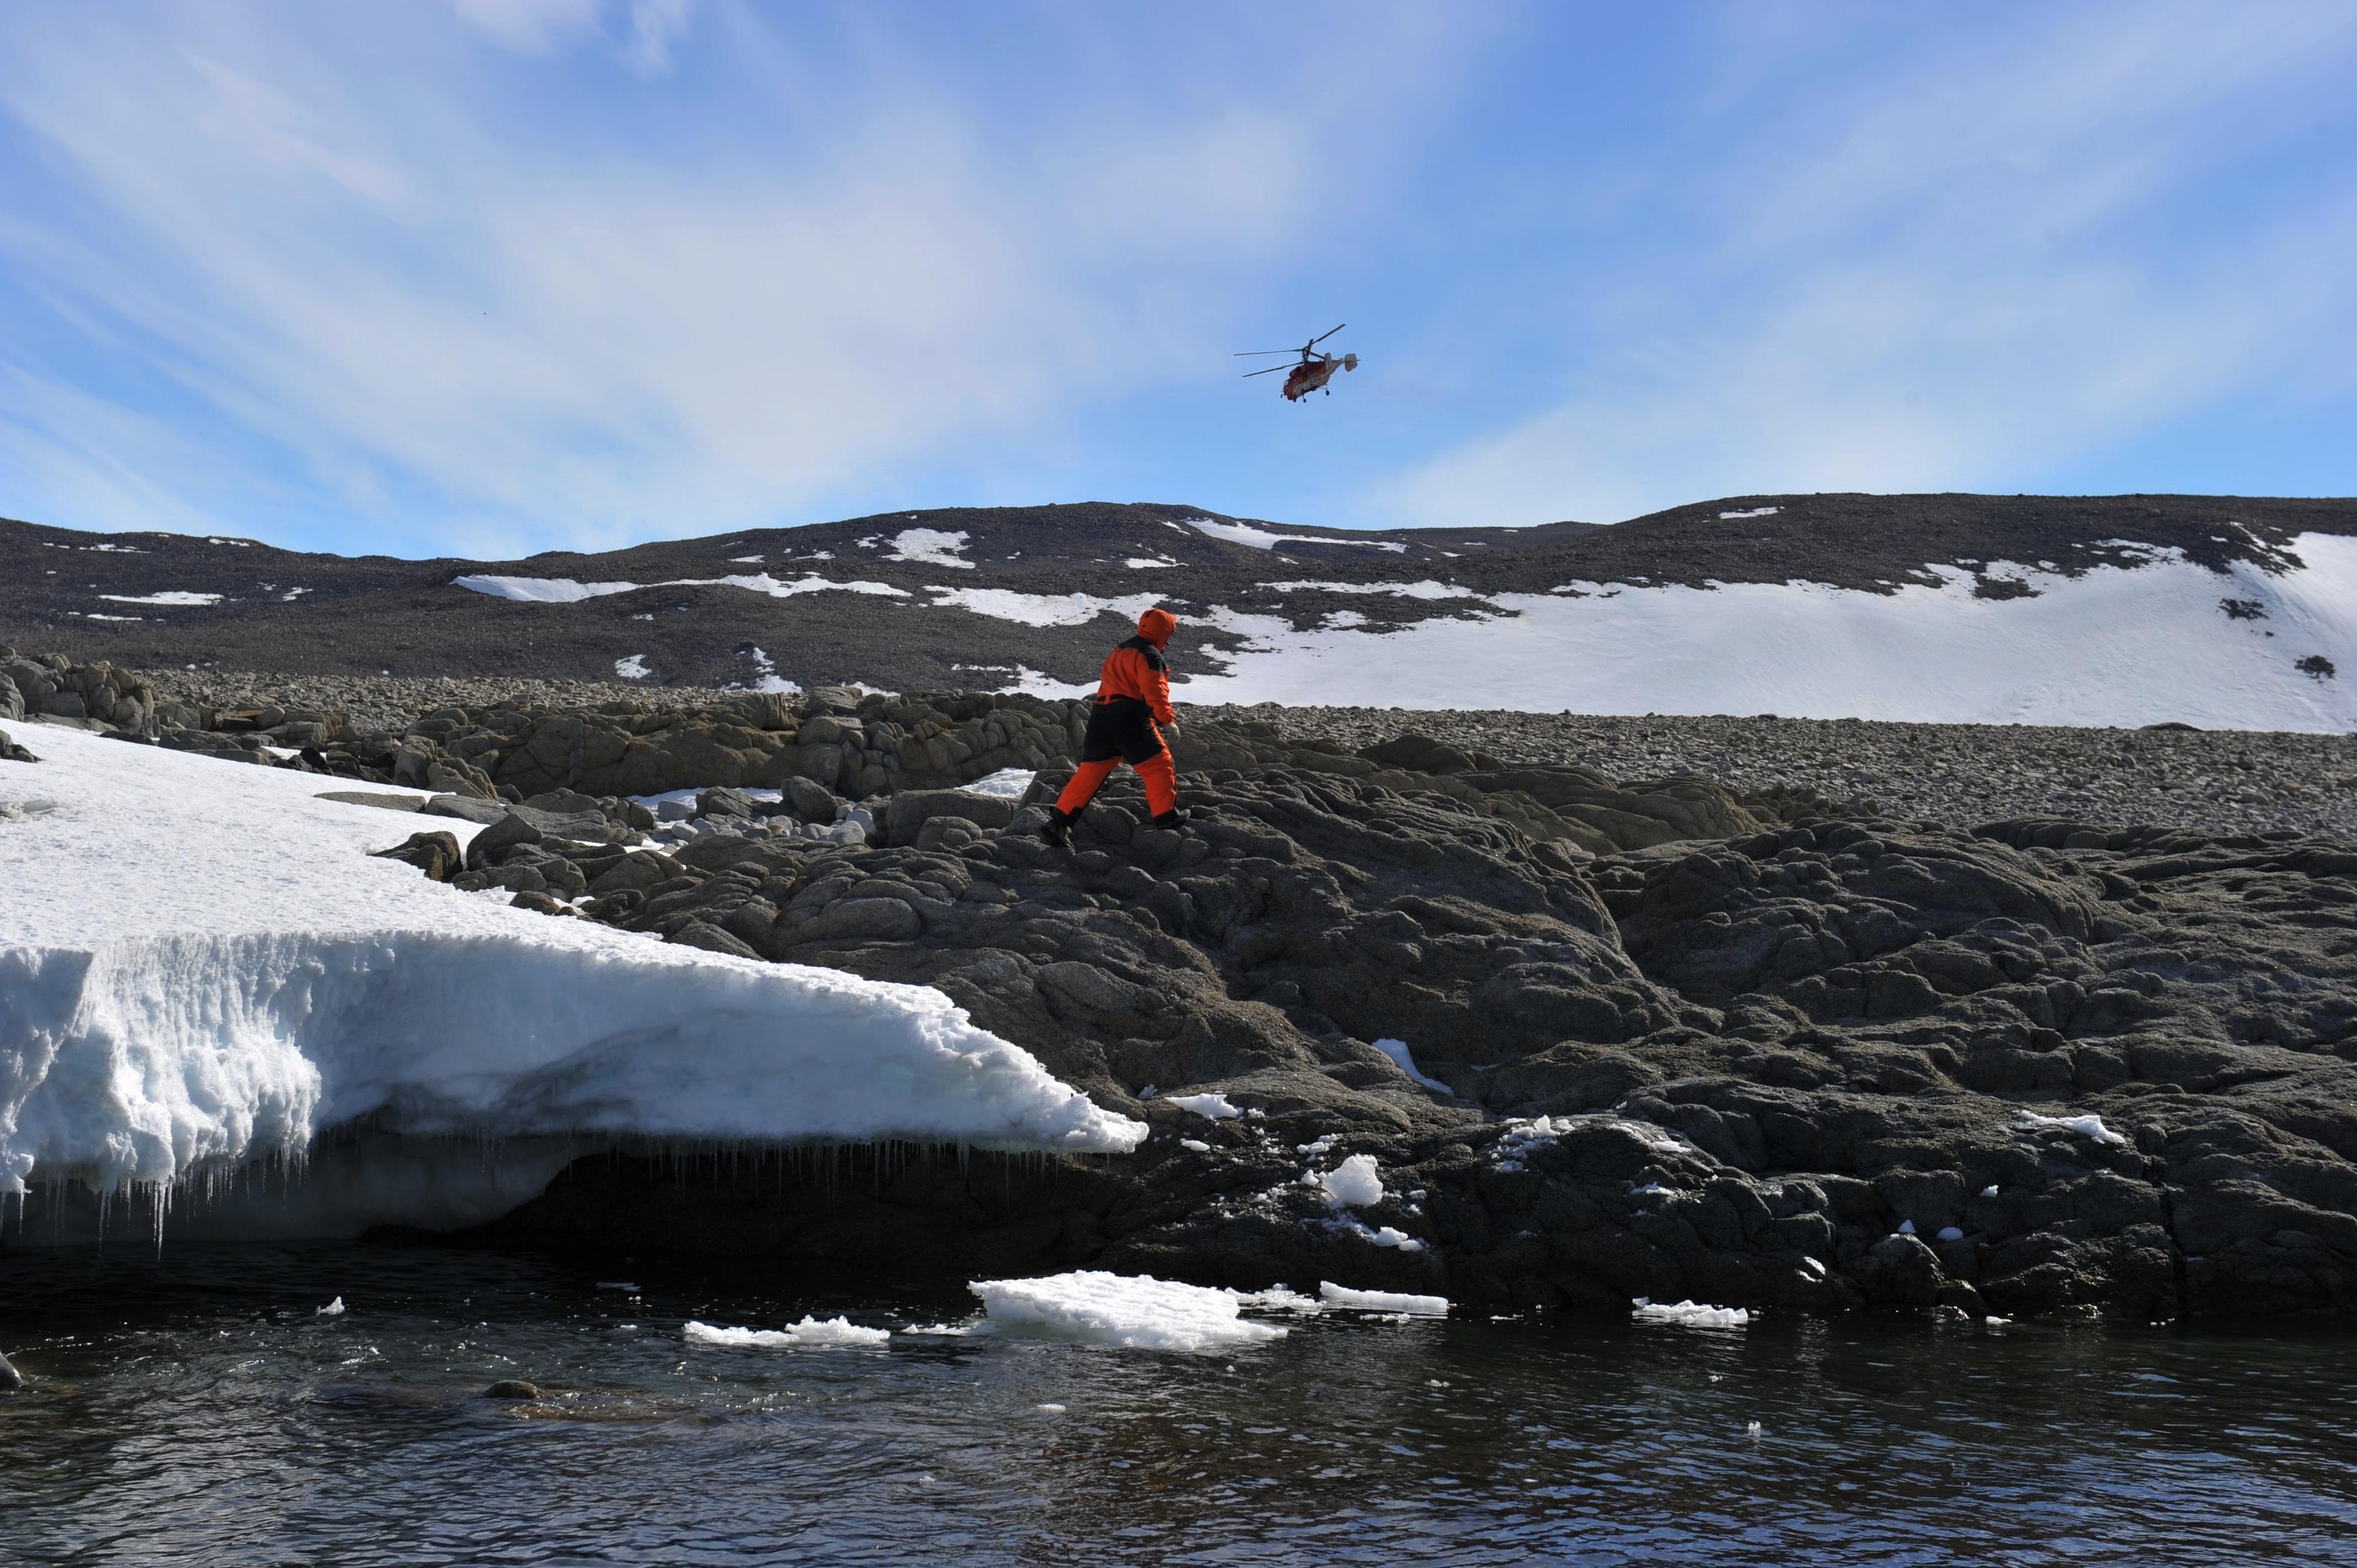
6, 494, 2354, 728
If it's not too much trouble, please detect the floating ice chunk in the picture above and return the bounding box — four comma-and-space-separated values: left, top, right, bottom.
2018, 1111, 2128, 1147
1937, 1226, 1965, 1242
1318, 1282, 1448, 1316
315, 1296, 345, 1316
1632, 1297, 1752, 1328
1235, 1287, 1325, 1314
1166, 1092, 1241, 1121
1034, 1402, 1067, 1412
1317, 1154, 1384, 1209
1747, 1420, 1764, 1438
970, 1271, 1286, 1351
1371, 1038, 1451, 1093
1897, 1219, 1916, 1235
900, 1321, 988, 1337
685, 1317, 890, 1348
1980, 1185, 2000, 1199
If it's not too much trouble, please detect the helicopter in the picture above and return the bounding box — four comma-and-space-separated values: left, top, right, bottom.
1236, 324, 1359, 401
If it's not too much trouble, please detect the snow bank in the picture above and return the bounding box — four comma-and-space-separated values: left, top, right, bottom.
0, 723, 1144, 1233
969, 1270, 1286, 1351
685, 1318, 891, 1348
1318, 1282, 1448, 1316
1167, 535, 2357, 731
1632, 1297, 1752, 1328
98, 591, 225, 606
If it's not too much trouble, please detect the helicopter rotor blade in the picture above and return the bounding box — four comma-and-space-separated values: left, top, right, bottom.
1242, 365, 1290, 378
1233, 349, 1299, 356
1308, 323, 1346, 348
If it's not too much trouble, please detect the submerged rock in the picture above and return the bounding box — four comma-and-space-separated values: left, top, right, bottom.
483, 1379, 542, 1400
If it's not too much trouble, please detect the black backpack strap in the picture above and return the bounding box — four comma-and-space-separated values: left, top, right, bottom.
1117, 634, 1166, 672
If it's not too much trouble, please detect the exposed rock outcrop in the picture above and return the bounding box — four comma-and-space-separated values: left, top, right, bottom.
411, 712, 2357, 1322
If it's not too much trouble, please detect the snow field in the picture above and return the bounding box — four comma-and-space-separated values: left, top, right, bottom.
1162, 534, 2357, 731
0, 723, 1143, 1232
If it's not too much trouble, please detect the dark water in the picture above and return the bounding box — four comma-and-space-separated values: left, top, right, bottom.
5, 1244, 2356, 1566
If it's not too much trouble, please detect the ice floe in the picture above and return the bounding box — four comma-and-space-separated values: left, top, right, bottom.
685, 1318, 891, 1348
1632, 1298, 1752, 1328
969, 1270, 1287, 1351
1318, 1283, 1448, 1316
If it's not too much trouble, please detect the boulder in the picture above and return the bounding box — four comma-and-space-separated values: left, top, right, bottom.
882, 788, 1017, 847
370, 830, 464, 882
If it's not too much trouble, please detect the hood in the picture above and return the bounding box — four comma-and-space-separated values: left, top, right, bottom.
1137, 607, 1177, 649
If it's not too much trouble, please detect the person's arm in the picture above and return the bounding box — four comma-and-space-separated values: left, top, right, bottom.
1147, 658, 1175, 727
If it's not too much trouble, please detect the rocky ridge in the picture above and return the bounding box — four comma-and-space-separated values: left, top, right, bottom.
364, 700, 2357, 1322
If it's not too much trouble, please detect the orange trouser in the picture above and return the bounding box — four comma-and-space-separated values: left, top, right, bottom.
1057, 750, 1177, 817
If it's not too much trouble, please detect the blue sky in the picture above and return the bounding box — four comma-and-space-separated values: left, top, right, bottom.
1, 1, 2352, 559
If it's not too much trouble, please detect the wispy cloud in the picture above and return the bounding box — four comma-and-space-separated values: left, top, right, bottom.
1384, 1, 2357, 524
0, 1, 1480, 553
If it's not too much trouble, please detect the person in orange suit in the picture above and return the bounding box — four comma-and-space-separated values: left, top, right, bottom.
1041, 606, 1188, 846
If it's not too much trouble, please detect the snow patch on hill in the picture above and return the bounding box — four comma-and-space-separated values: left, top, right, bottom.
1170, 536, 2357, 731
0, 725, 1143, 1237
884, 529, 975, 569
454, 573, 909, 603
1188, 518, 1408, 554
927, 587, 1167, 629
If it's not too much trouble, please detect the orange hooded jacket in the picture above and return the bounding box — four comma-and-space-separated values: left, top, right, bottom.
1094, 607, 1176, 725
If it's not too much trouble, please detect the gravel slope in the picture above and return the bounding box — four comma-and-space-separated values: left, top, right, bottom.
107, 665, 2357, 836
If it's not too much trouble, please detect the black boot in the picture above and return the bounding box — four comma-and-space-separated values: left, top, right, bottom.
1039, 807, 1072, 847
1150, 807, 1192, 830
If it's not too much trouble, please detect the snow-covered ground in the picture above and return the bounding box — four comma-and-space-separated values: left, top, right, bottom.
1015, 536, 2357, 732
0, 724, 1143, 1237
